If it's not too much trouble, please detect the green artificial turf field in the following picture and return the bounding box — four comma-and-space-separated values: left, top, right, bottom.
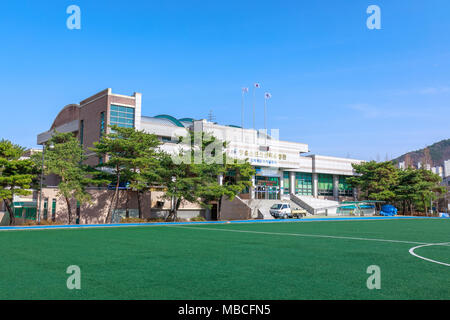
0, 218, 449, 300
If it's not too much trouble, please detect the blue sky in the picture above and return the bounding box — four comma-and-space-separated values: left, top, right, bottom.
0, 0, 449, 161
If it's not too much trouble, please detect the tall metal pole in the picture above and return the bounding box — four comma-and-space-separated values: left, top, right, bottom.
252, 87, 255, 131
252, 84, 259, 144
37, 145, 45, 224
241, 89, 244, 142
264, 97, 267, 146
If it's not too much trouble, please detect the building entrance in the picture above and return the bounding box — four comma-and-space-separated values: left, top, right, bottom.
255, 176, 280, 200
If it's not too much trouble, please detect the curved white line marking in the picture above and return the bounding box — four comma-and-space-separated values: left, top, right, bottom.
409, 242, 450, 267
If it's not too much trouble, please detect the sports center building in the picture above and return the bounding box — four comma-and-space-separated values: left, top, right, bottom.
34, 88, 363, 222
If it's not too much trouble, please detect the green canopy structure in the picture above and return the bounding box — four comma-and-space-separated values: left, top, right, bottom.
336, 200, 384, 216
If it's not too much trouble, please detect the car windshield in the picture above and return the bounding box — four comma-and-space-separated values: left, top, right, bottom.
270, 204, 283, 209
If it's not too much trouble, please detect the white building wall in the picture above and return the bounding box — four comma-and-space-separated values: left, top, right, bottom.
444, 160, 450, 178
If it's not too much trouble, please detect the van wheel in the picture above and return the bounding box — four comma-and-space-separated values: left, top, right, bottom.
283, 214, 288, 219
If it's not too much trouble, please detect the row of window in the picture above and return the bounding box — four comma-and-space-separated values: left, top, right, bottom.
43, 198, 57, 221
110, 105, 135, 129
282, 172, 353, 196
79, 106, 136, 146
43, 199, 82, 224
110, 105, 135, 113
296, 172, 313, 196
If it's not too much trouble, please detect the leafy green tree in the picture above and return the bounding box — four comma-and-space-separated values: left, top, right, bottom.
395, 168, 420, 215
45, 132, 98, 224
414, 169, 446, 216
0, 140, 37, 225
159, 132, 254, 221
347, 161, 399, 206
118, 128, 161, 219
195, 133, 254, 218
158, 151, 203, 221
91, 126, 161, 222
349, 161, 445, 215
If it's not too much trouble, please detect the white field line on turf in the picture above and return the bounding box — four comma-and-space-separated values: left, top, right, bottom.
408, 243, 450, 267
170, 226, 433, 245
172, 226, 450, 267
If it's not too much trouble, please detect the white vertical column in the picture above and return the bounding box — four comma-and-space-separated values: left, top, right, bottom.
279, 173, 284, 197
333, 175, 339, 200
134, 92, 142, 131
251, 175, 256, 199
289, 172, 295, 195
313, 173, 318, 198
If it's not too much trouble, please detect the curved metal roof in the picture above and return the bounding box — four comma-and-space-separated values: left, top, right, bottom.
141, 114, 194, 128
154, 114, 185, 127
179, 118, 195, 123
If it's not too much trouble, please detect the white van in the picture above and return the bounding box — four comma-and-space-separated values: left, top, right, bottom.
269, 203, 292, 219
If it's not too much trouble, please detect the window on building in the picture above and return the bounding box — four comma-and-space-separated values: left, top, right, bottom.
338, 176, 353, 197
100, 112, 105, 137
295, 172, 313, 196
110, 105, 135, 128
51, 199, 56, 222
43, 198, 48, 220
283, 172, 290, 195
318, 174, 333, 196
160, 136, 172, 143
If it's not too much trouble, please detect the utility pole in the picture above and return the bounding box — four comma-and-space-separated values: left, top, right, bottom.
37, 145, 45, 225
207, 110, 216, 123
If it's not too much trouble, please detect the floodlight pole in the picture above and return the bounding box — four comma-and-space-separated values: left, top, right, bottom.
37, 145, 45, 225
264, 97, 267, 146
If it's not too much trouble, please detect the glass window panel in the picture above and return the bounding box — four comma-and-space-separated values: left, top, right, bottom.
110, 105, 135, 129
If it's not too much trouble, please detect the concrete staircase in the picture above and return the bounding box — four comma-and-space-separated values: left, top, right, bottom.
290, 194, 339, 215
240, 194, 343, 219
243, 199, 303, 219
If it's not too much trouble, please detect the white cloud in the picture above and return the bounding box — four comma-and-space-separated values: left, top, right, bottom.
391, 86, 450, 96
418, 87, 450, 95
348, 103, 381, 118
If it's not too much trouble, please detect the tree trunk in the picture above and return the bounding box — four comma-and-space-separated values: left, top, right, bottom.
4, 199, 15, 226
125, 190, 130, 219
166, 197, 181, 221
425, 199, 429, 217
65, 196, 72, 225
166, 196, 175, 221
174, 197, 181, 221
106, 167, 120, 224
218, 197, 222, 220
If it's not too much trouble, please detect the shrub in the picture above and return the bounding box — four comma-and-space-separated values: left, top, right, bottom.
19, 220, 63, 226
190, 216, 206, 222
120, 217, 148, 223
120, 217, 187, 223
39, 220, 63, 225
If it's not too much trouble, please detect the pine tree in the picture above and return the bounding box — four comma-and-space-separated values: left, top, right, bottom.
0, 140, 37, 225
45, 132, 98, 224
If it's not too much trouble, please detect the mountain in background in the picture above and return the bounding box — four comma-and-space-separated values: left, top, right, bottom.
393, 139, 450, 167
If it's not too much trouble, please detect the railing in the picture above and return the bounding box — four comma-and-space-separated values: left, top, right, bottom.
289, 194, 315, 215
